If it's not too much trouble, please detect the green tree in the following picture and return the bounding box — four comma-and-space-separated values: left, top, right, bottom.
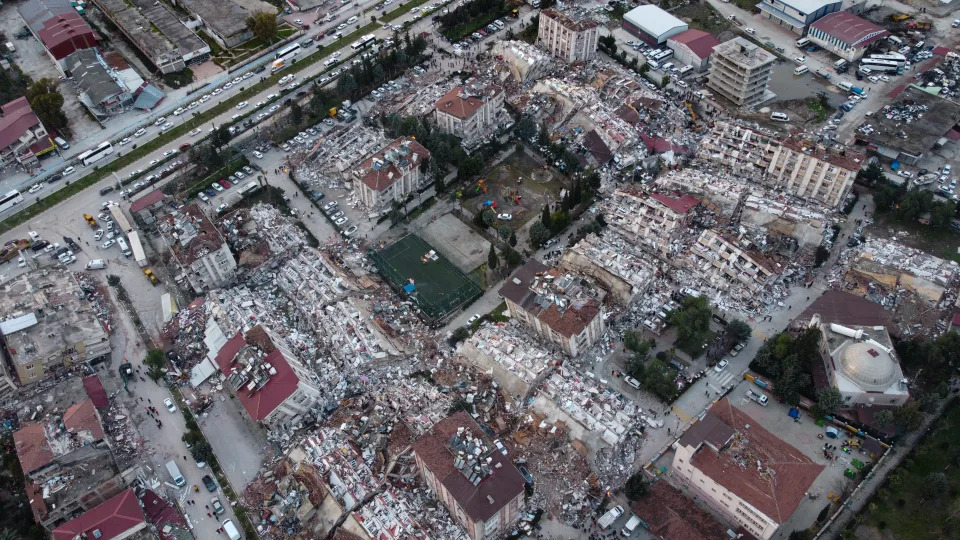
550, 209, 570, 233
874, 410, 893, 428
661, 75, 671, 87
448, 397, 472, 415
337, 73, 358, 96
923, 472, 948, 500
642, 358, 676, 402
26, 79, 68, 135
211, 125, 231, 150
540, 204, 552, 229
529, 221, 551, 248
481, 209, 497, 226
624, 331, 650, 355
624, 472, 649, 500
488, 244, 499, 269
509, 230, 517, 247
182, 430, 214, 463
503, 246, 522, 266
727, 319, 752, 343
290, 101, 304, 125
812, 387, 843, 418
858, 162, 885, 185
815, 245, 830, 267
893, 401, 923, 431
771, 353, 811, 406
144, 348, 166, 382
668, 295, 712, 350
515, 116, 537, 141
246, 11, 278, 43
498, 225, 512, 241
929, 201, 956, 229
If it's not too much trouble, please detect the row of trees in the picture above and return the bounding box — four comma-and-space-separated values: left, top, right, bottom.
861, 163, 957, 230
751, 328, 818, 406
27, 79, 69, 137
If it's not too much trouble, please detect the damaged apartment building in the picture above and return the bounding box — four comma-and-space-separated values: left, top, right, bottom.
352, 137, 432, 216
687, 229, 781, 298
700, 120, 864, 208
606, 188, 700, 258
158, 203, 238, 293
499, 261, 605, 357
0, 268, 110, 389
434, 80, 506, 148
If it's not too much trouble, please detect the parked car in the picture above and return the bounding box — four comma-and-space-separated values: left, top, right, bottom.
202, 474, 217, 492
164, 398, 176, 412
714, 359, 729, 372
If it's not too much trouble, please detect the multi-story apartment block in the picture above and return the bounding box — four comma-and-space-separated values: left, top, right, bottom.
689, 229, 778, 295
0, 97, 54, 170
766, 136, 864, 208
607, 189, 699, 257
536, 9, 599, 63
499, 261, 605, 357
213, 326, 322, 428
412, 411, 526, 540
159, 204, 237, 293
707, 38, 776, 108
434, 83, 505, 140
352, 137, 431, 214
698, 120, 779, 179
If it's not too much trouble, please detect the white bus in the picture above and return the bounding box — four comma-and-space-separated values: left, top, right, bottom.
351, 34, 376, 51
796, 37, 810, 48
77, 141, 113, 166
867, 53, 906, 65
275, 43, 301, 61
860, 58, 902, 73
0, 190, 23, 212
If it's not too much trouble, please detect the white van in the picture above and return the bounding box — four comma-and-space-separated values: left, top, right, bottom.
347, 15, 358, 24
222, 519, 241, 540
324, 58, 337, 67
166, 460, 185, 487
661, 62, 675, 71
794, 65, 809, 75
85, 259, 106, 270
621, 514, 642, 536
117, 237, 131, 257
678, 65, 694, 77
27, 231, 42, 243
53, 136, 69, 149
837, 81, 853, 92
647, 60, 660, 71
63, 166, 76, 175
770, 112, 790, 122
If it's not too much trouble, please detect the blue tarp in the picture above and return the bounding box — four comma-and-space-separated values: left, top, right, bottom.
403, 283, 415, 293
788, 408, 800, 419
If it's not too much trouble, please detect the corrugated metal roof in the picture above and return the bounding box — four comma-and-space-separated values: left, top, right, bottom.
624, 5, 687, 39
0, 313, 38, 335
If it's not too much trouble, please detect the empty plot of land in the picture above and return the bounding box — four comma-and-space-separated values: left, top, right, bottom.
419, 212, 490, 273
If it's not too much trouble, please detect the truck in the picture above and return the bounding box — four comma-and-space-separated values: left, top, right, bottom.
271, 59, 285, 73
621, 514, 642, 536
598, 505, 624, 529
746, 389, 769, 406
83, 213, 97, 226
144, 268, 159, 285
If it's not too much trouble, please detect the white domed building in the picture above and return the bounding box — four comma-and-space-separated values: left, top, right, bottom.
815, 316, 909, 407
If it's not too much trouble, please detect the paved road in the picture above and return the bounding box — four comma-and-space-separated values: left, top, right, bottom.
0, 0, 457, 220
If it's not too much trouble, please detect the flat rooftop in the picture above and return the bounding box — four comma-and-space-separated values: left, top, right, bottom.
96, 0, 180, 62
713, 37, 776, 69
179, 0, 274, 40
0, 268, 110, 368
864, 86, 960, 156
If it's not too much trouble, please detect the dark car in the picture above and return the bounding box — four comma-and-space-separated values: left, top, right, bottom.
205, 189, 217, 198
99, 186, 115, 195
255, 65, 266, 74
202, 475, 217, 492
517, 465, 534, 485
30, 239, 49, 252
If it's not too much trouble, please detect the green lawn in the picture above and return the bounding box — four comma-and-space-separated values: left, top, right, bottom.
851, 403, 960, 539
673, 2, 733, 34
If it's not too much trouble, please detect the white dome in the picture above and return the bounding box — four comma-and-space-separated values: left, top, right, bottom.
839, 342, 897, 391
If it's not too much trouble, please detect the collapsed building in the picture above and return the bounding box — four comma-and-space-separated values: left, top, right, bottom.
687, 229, 781, 297
158, 203, 238, 293
605, 188, 700, 258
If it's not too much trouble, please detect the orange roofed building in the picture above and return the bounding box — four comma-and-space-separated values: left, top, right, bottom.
352, 137, 431, 215
434, 82, 505, 141
499, 260, 605, 357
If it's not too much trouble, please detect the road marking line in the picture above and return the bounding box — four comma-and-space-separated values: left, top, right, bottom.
672, 406, 692, 423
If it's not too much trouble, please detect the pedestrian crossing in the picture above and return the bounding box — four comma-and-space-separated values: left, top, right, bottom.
707, 368, 737, 390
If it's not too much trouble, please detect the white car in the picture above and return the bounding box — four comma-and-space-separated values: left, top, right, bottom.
134, 128, 146, 137
212, 88, 223, 95
236, 101, 249, 109
269, 105, 280, 113
28, 184, 43, 194
294, 19, 303, 24
198, 192, 209, 202
216, 203, 228, 213
164, 398, 176, 413
467, 314, 481, 324
173, 107, 185, 116
94, 229, 104, 241
188, 101, 200, 109
154, 117, 167, 126
119, 137, 131, 145
335, 216, 348, 225
233, 77, 242, 84
794, 55, 806, 64
267, 93, 279, 100
189, 128, 202, 136
253, 151, 264, 159
212, 182, 224, 192
200, 94, 211, 102
497, 213, 512, 220
714, 359, 729, 373
101, 239, 116, 249
744, 27, 755, 35
255, 101, 265, 108
161, 122, 174, 131
676, 80, 688, 88
344, 225, 358, 236
162, 150, 177, 157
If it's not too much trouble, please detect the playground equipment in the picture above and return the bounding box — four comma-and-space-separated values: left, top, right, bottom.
475, 179, 487, 193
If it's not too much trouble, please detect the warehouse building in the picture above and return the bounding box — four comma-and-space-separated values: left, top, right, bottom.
175, 0, 276, 48
807, 11, 888, 62
622, 5, 688, 45
667, 29, 721, 72
18, 0, 101, 66
758, 0, 841, 35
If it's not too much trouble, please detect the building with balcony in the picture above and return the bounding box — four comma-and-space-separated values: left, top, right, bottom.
688, 229, 779, 295
758, 0, 841, 35
671, 399, 824, 539
697, 120, 779, 179
89, 0, 210, 74
0, 97, 54, 171
213, 326, 322, 428
0, 268, 111, 386
411, 411, 526, 540
499, 261, 605, 357
536, 9, 599, 63
434, 83, 505, 141
807, 11, 887, 62
352, 137, 431, 215
158, 203, 237, 293
707, 38, 776, 108
606, 188, 699, 257
765, 136, 865, 208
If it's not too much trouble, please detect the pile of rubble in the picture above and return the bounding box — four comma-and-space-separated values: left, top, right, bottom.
74, 273, 116, 333
460, 324, 556, 390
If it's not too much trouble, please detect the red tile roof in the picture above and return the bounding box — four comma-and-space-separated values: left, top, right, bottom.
650, 192, 699, 215
810, 11, 887, 48
53, 488, 146, 540
129, 189, 165, 214
138, 488, 188, 539
434, 84, 503, 120
668, 29, 721, 59
688, 399, 824, 525
632, 481, 741, 540
216, 334, 299, 422
13, 424, 54, 474
0, 97, 43, 152
951, 312, 960, 328
82, 374, 109, 408
356, 137, 430, 192
64, 398, 106, 441
214, 331, 246, 370
411, 411, 525, 523
19, 0, 101, 60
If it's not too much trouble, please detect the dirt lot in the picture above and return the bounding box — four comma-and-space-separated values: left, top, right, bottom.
465, 150, 568, 231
